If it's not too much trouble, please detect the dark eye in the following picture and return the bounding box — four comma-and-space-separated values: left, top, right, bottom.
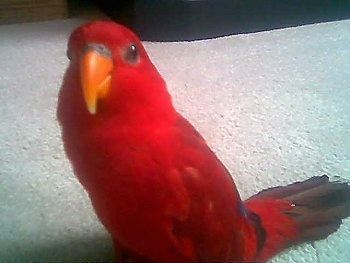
66, 49, 72, 60
123, 43, 139, 64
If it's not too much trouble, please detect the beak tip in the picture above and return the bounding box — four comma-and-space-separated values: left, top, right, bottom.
87, 105, 97, 115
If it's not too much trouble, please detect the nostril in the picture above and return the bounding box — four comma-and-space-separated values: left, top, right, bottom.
85, 43, 112, 58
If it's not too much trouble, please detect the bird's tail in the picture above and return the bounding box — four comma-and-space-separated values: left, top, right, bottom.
244, 175, 350, 262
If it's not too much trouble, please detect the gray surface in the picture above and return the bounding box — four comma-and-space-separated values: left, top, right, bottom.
0, 18, 349, 262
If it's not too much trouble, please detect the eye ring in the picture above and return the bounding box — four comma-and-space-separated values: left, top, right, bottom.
123, 43, 139, 64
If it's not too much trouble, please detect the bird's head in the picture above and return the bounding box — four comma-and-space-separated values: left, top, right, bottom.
60, 20, 173, 122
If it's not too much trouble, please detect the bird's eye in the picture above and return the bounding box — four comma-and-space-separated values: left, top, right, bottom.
123, 43, 139, 64
66, 49, 72, 60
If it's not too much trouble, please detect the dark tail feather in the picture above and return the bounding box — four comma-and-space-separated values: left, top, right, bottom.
245, 175, 350, 261
279, 175, 350, 242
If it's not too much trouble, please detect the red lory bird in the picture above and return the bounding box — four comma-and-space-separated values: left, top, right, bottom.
57, 20, 350, 262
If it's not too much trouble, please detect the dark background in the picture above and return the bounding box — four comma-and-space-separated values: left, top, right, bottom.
84, 0, 350, 41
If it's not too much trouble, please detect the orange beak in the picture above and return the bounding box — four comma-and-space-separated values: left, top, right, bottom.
80, 48, 113, 114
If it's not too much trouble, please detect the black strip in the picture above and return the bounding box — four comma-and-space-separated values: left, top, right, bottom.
93, 0, 350, 41
247, 211, 266, 260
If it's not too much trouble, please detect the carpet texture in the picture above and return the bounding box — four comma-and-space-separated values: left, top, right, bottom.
0, 18, 349, 262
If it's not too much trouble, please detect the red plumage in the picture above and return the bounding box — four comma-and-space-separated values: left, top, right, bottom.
57, 20, 350, 262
